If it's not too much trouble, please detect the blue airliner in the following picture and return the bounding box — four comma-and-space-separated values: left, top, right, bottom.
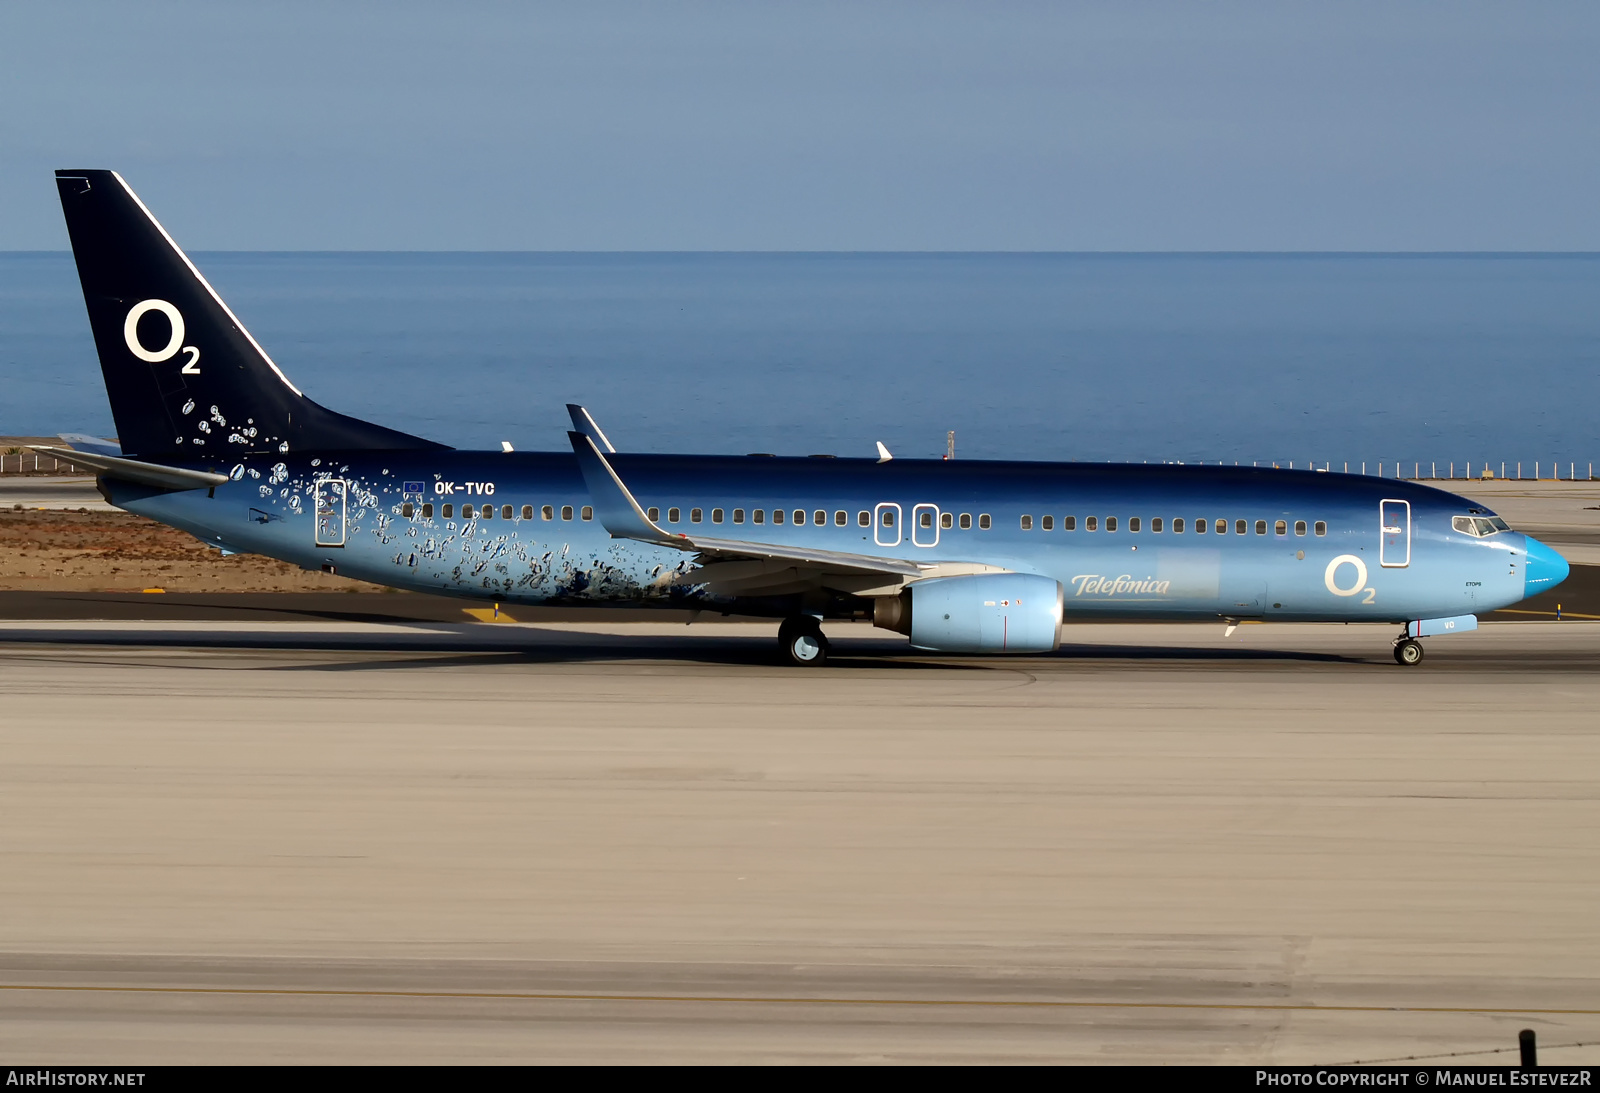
40, 170, 1570, 666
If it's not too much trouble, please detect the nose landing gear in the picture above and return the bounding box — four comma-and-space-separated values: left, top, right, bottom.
1393, 637, 1424, 666
779, 615, 830, 667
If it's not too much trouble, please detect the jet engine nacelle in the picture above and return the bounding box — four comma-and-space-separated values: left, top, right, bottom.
878, 573, 1063, 654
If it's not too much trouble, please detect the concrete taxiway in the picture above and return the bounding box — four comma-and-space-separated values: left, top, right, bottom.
0, 619, 1597, 1063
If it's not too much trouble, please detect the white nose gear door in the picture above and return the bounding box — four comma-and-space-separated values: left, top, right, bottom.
315, 478, 347, 547
1380, 499, 1410, 567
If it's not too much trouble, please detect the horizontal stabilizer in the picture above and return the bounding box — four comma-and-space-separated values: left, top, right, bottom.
57, 433, 123, 457
30, 445, 228, 491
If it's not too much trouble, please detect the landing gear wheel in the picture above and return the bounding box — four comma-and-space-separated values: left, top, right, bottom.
1393, 639, 1424, 666
779, 617, 830, 667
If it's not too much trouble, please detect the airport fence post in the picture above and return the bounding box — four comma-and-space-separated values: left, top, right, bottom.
1519, 1029, 1537, 1067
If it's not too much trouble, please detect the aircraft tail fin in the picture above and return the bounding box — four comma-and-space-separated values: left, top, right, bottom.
54, 170, 447, 459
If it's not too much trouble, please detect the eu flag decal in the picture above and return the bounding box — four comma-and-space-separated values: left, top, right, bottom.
403, 481, 426, 495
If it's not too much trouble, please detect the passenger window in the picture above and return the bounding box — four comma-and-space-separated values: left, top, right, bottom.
561, 505, 573, 521
481, 505, 492, 520
814, 510, 826, 525
793, 509, 805, 526
1255, 519, 1266, 535
402, 502, 414, 518
463, 504, 476, 519
920, 511, 933, 528
959, 513, 972, 530
978, 514, 991, 529
581, 506, 593, 521
443, 504, 454, 519
1275, 520, 1287, 536
712, 508, 724, 524
1314, 521, 1327, 536
647, 507, 660, 522
837, 510, 849, 526
1063, 515, 1076, 531
502, 505, 512, 520
1042, 515, 1053, 531
422, 503, 434, 518
521, 505, 532, 520
668, 507, 680, 523
1087, 516, 1098, 532
1106, 516, 1118, 532
1195, 517, 1207, 534
774, 509, 785, 525
1295, 520, 1307, 536
1215, 519, 1226, 534
940, 512, 952, 529
733, 508, 745, 524
858, 511, 870, 527
1173, 517, 1184, 533
753, 509, 764, 525
1151, 517, 1162, 533
880, 510, 893, 527
541, 505, 553, 521
1129, 517, 1140, 532
1020, 515, 1033, 530
691, 508, 703, 523
1235, 520, 1246, 535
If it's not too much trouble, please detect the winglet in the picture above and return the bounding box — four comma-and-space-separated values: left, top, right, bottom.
876, 441, 893, 463
567, 404, 617, 453
567, 431, 675, 543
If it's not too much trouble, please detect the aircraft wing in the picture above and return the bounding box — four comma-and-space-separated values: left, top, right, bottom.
30, 445, 229, 492
567, 431, 924, 584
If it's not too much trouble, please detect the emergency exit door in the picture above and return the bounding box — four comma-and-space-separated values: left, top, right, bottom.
1380, 499, 1410, 567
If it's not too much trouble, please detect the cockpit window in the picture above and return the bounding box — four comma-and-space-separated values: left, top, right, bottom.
1453, 515, 1511, 537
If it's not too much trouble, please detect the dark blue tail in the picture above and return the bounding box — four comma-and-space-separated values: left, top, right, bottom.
55, 170, 446, 459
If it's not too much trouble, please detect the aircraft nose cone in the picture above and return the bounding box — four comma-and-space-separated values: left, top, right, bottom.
1523, 536, 1571, 597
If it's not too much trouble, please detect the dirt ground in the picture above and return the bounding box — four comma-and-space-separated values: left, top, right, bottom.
0, 508, 380, 593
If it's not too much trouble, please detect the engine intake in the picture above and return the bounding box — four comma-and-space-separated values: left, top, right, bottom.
876, 573, 1063, 654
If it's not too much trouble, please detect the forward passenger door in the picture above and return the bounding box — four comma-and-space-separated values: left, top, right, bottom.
1380, 500, 1410, 568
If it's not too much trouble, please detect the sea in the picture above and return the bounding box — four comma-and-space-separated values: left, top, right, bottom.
1, 252, 1596, 471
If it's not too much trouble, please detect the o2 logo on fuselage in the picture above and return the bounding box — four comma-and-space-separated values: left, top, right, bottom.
124, 299, 200, 374
1325, 554, 1376, 604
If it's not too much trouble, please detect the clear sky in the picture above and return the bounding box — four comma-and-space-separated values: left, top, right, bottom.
2, 1, 1598, 251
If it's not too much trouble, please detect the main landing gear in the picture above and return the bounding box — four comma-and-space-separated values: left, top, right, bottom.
1393, 637, 1425, 666
779, 615, 830, 667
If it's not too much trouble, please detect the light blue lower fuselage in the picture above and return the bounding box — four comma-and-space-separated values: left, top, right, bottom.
108, 452, 1567, 624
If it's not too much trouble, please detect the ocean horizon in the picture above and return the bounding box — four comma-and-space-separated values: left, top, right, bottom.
3, 251, 1596, 469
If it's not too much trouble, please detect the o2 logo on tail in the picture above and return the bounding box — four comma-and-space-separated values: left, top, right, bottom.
124, 299, 200, 374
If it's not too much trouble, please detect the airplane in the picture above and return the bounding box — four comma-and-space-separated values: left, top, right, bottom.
38, 169, 1570, 667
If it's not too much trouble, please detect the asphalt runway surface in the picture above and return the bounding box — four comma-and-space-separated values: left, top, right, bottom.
1, 619, 1598, 1064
